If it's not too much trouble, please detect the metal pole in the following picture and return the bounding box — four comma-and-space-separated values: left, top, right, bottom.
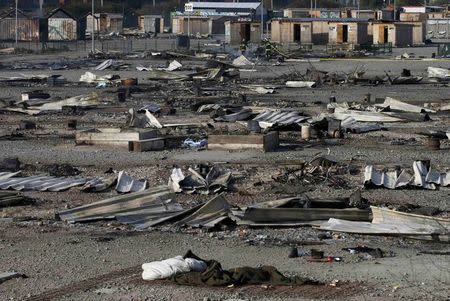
187, 14, 190, 36
358, 0, 360, 18
91, 0, 95, 53
15, 0, 18, 46
393, 0, 396, 21
260, 0, 263, 40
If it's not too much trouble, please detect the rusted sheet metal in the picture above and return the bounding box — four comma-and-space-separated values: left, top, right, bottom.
0, 18, 39, 41
48, 18, 77, 41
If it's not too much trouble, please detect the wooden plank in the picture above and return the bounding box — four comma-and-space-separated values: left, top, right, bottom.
128, 138, 165, 152
263, 131, 279, 152
208, 132, 279, 152
76, 129, 157, 148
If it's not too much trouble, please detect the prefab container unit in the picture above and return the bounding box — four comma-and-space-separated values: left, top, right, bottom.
45, 8, 77, 41
138, 15, 164, 33
107, 14, 123, 33
311, 20, 331, 45
399, 13, 427, 22
0, 9, 39, 41
373, 23, 414, 47
427, 19, 450, 39
310, 9, 341, 19
403, 21, 426, 45
270, 19, 312, 44
283, 8, 311, 18
376, 9, 395, 21
86, 13, 123, 34
427, 12, 445, 19
224, 21, 261, 45
172, 16, 212, 36
211, 16, 241, 35
328, 21, 369, 45
85, 13, 98, 33
350, 10, 376, 19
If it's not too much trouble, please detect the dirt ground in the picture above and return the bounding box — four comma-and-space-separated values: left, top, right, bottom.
0, 45, 449, 301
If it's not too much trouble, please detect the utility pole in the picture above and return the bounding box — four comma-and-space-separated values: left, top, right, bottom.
15, 0, 18, 47
91, 0, 95, 53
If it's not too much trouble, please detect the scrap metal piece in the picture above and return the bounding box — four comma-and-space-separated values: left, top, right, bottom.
0, 175, 88, 191
0, 171, 21, 181
376, 97, 436, 113
333, 107, 405, 123
0, 272, 24, 284
285, 81, 316, 88
232, 55, 253, 67
253, 110, 309, 129
237, 207, 370, 225
364, 161, 447, 189
0, 191, 28, 207
116, 171, 147, 193
82, 176, 117, 192
168, 168, 185, 193
214, 108, 252, 122
95, 59, 115, 71
169, 165, 231, 194
174, 194, 230, 228
340, 117, 383, 133
58, 186, 175, 223
317, 206, 450, 241
165, 60, 182, 71
6, 93, 99, 115
79, 72, 116, 83
428, 67, 450, 81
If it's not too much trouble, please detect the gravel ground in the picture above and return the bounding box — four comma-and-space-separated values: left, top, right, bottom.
0, 47, 449, 301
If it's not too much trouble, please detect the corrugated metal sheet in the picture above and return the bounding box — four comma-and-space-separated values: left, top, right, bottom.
0, 18, 39, 41
0, 174, 88, 191
0, 172, 111, 192
173, 195, 230, 228
48, 18, 77, 41
58, 187, 232, 230
364, 161, 450, 190
0, 190, 28, 207
58, 186, 179, 224
253, 110, 309, 128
